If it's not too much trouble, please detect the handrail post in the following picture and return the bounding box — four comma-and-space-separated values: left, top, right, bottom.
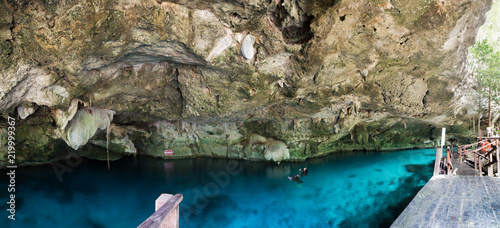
433, 148, 443, 176
447, 148, 452, 175
138, 194, 183, 228
488, 152, 494, 177
459, 147, 463, 163
474, 153, 477, 170
497, 140, 500, 177
479, 155, 483, 177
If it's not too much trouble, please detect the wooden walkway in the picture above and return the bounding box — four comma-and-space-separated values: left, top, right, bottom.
451, 155, 479, 176
391, 176, 500, 227
392, 135, 500, 227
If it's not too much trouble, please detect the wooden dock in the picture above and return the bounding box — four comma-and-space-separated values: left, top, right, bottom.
392, 143, 500, 227
391, 176, 500, 227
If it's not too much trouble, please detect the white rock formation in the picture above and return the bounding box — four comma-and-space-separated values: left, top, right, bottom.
264, 140, 290, 164
17, 105, 35, 120
65, 108, 115, 150
241, 34, 255, 60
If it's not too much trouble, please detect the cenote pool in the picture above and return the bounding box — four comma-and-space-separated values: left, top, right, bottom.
0, 149, 436, 228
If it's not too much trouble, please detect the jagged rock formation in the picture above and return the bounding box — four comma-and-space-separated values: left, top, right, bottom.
64, 107, 115, 150
0, 0, 492, 166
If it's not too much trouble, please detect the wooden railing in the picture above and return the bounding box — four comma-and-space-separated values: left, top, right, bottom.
458, 141, 482, 162
433, 148, 444, 176
457, 139, 499, 177
434, 145, 459, 176
138, 194, 183, 228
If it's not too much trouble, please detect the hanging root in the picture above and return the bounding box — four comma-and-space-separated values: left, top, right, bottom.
106, 124, 114, 169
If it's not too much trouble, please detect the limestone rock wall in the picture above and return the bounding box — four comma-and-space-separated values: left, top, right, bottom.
0, 0, 492, 165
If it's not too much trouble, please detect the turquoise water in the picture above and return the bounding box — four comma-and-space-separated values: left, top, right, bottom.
0, 149, 435, 227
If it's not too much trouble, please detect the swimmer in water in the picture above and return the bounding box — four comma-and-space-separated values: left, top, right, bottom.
288, 174, 303, 183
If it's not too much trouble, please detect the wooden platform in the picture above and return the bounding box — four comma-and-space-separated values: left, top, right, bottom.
451, 155, 479, 176
391, 176, 500, 227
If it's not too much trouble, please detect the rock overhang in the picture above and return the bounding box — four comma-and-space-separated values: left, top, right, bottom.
0, 0, 493, 165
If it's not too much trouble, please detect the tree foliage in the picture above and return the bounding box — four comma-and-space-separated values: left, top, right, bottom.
470, 39, 500, 104
476, 0, 500, 51
469, 39, 500, 127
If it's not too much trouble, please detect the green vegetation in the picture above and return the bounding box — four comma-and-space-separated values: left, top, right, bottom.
469, 39, 500, 127
476, 0, 500, 51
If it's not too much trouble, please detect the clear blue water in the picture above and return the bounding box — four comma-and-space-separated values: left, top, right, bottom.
0, 149, 435, 228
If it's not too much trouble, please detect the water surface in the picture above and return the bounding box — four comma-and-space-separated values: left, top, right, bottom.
0, 149, 435, 227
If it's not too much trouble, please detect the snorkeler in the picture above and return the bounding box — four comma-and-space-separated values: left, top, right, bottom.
299, 167, 308, 176
288, 174, 303, 183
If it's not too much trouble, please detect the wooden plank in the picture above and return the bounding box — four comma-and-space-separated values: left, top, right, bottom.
450, 156, 478, 176
477, 136, 500, 140
458, 141, 481, 150
459, 147, 462, 163
393, 177, 442, 227
488, 152, 494, 177
450, 177, 464, 223
479, 155, 483, 177
474, 153, 477, 170
480, 178, 499, 220
392, 177, 500, 227
497, 141, 500, 176
447, 149, 452, 175
138, 194, 183, 228
444, 178, 460, 228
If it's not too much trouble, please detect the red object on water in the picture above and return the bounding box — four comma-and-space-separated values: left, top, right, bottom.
164, 149, 174, 155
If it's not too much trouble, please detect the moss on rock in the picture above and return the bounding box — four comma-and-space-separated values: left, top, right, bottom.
353, 123, 370, 145
0, 40, 12, 69
8, 107, 66, 164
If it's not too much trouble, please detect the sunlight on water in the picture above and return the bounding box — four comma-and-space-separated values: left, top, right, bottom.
0, 149, 435, 228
